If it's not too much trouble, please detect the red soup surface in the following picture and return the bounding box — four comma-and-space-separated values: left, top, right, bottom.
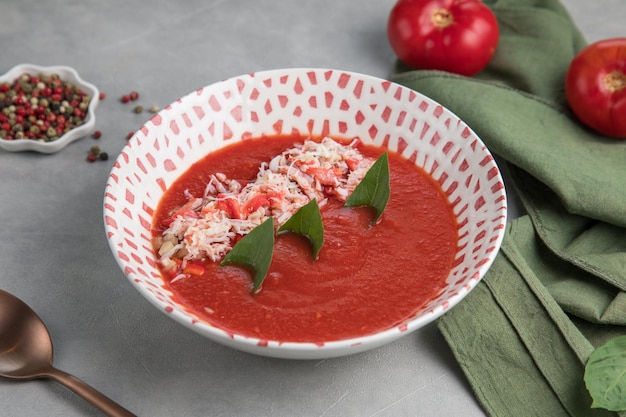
152, 135, 458, 343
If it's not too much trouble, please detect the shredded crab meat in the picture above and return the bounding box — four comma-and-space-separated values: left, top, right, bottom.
156, 137, 375, 268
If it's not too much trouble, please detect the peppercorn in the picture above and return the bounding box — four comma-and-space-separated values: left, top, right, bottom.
129, 91, 139, 101
99, 152, 108, 161
120, 95, 130, 103
149, 105, 160, 113
126, 131, 134, 140
133, 105, 144, 114
99, 92, 106, 100
86, 153, 98, 162
92, 130, 102, 139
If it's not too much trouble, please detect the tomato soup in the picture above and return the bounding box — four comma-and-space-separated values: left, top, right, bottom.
152, 135, 458, 343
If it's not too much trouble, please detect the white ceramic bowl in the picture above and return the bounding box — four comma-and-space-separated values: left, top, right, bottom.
104, 68, 507, 359
0, 64, 99, 153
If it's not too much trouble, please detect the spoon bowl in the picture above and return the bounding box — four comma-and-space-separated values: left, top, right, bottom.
0, 289, 135, 417
0, 289, 53, 379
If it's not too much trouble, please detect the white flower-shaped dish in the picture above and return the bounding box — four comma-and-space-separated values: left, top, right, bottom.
0, 64, 99, 153
104, 68, 507, 359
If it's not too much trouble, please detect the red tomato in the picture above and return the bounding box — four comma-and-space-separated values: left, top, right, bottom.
387, 0, 499, 76
565, 38, 626, 139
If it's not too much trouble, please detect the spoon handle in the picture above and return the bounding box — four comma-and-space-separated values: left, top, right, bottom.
46, 367, 136, 417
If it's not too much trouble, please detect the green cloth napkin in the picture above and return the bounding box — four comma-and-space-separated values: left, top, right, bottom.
391, 0, 626, 416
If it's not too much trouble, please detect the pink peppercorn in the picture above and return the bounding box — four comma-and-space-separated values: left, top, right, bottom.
92, 130, 102, 139
0, 72, 91, 141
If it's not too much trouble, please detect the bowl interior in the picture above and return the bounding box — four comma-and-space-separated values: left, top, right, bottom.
0, 63, 99, 153
104, 68, 506, 359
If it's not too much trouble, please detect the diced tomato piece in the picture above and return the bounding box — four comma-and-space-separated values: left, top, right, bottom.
305, 167, 343, 185
217, 196, 241, 219
345, 158, 359, 171
242, 194, 270, 216
266, 190, 283, 205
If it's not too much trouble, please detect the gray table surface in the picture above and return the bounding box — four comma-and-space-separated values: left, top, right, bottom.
0, 1, 623, 416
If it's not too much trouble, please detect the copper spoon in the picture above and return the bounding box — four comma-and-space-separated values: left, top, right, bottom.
0, 289, 135, 417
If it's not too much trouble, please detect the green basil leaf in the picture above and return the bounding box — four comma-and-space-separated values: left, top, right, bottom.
220, 217, 274, 293
278, 199, 324, 259
584, 335, 626, 411
344, 152, 390, 224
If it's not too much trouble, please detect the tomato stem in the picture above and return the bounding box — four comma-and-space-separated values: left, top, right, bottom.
604, 71, 626, 93
432, 8, 454, 28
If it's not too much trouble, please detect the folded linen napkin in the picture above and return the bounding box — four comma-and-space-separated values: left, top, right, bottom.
391, 0, 626, 416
